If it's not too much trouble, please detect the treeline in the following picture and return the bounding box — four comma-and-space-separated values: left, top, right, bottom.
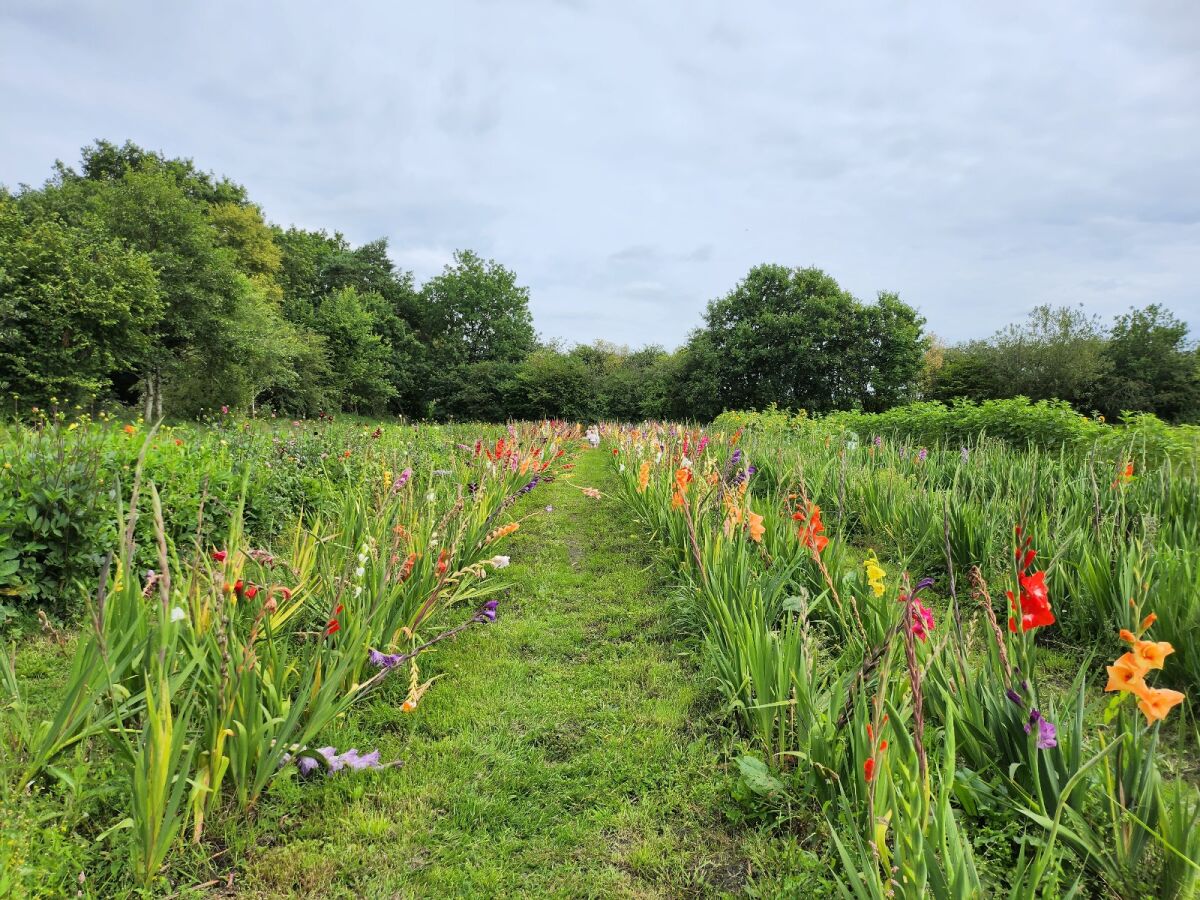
2, 141, 1196, 423
924, 304, 1200, 423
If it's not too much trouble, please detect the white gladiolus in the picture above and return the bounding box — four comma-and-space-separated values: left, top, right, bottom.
490, 555, 511, 569
170, 606, 187, 623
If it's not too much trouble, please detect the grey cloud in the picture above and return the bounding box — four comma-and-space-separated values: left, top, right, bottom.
1, 1, 1196, 349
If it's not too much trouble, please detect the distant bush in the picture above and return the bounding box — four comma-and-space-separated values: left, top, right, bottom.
712, 398, 1199, 463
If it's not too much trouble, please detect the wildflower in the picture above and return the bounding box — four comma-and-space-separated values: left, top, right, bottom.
211, 549, 228, 562
863, 553, 887, 597
637, 461, 650, 493
1024, 709, 1058, 749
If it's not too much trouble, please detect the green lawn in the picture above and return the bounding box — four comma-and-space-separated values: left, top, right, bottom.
188, 447, 809, 898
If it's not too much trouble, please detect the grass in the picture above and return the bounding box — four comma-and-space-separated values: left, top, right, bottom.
168, 447, 807, 898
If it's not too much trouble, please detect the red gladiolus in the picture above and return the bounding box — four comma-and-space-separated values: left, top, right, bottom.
325, 604, 344, 636
233, 579, 244, 596
863, 757, 876, 782
244, 585, 259, 600
436, 549, 449, 575
1007, 530, 1055, 632
211, 550, 227, 562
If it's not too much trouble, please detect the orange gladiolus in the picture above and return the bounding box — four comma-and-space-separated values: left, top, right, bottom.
637, 461, 650, 493
671, 490, 685, 510
1138, 687, 1185, 724
674, 467, 693, 494
1133, 640, 1175, 671
747, 511, 765, 543
1105, 652, 1149, 693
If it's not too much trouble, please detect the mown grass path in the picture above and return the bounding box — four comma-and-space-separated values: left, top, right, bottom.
233, 447, 772, 898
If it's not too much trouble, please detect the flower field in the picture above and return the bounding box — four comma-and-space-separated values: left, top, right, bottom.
610, 415, 1200, 897
1, 415, 578, 895
2, 409, 1200, 897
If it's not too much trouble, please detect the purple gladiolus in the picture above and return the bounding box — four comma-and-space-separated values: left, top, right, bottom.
1006, 688, 1024, 707
392, 468, 412, 492
287, 746, 397, 776
478, 599, 500, 623
917, 448, 928, 463
873, 435, 882, 447
368, 648, 404, 669
1025, 709, 1058, 749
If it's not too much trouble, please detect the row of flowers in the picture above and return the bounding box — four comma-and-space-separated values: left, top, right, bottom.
2, 419, 580, 891
605, 421, 1197, 898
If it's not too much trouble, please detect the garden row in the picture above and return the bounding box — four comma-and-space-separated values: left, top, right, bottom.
608, 418, 1200, 897
1, 416, 576, 895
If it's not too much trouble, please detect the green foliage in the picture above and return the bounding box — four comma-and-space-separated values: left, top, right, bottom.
682, 265, 927, 416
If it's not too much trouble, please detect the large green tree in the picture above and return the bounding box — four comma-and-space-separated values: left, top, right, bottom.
683, 265, 926, 415
421, 250, 535, 419
1099, 305, 1200, 423
0, 194, 161, 406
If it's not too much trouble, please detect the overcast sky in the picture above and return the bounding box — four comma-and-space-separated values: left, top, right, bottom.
3, 1, 1198, 349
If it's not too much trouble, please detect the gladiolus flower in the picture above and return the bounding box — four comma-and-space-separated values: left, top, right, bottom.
436, 549, 449, 575
674, 467, 693, 494
911, 603, 935, 641
123, 424, 136, 435
211, 549, 227, 562
244, 585, 259, 600
794, 503, 828, 554
1137, 688, 1185, 724
1105, 653, 1149, 693
637, 461, 650, 493
1025, 709, 1058, 749
863, 757, 876, 782
747, 511, 765, 543
1133, 640, 1175, 671
325, 604, 344, 637
1007, 565, 1054, 633
864, 554, 887, 597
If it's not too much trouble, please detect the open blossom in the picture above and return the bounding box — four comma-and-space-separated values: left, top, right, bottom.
636, 461, 650, 493
863, 554, 887, 597
1106, 621, 1185, 724
489, 555, 511, 569
288, 746, 394, 777
1024, 709, 1058, 749
793, 503, 828, 554
1007, 528, 1054, 632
